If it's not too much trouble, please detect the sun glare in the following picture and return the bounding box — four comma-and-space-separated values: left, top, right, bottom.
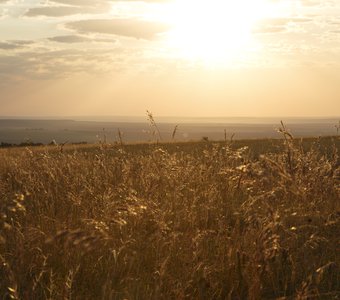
156, 0, 277, 66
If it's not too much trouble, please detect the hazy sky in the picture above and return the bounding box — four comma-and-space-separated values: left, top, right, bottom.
0, 0, 339, 117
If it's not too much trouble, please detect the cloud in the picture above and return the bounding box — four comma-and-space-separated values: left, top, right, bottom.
50, 0, 108, 6
0, 49, 110, 82
259, 17, 312, 26
25, 0, 172, 17
48, 35, 117, 45
0, 42, 21, 50
300, 0, 321, 6
67, 18, 170, 40
2, 0, 340, 88
0, 40, 34, 50
11, 40, 35, 46
48, 35, 90, 43
253, 17, 312, 34
25, 6, 107, 17
0, 39, 134, 85
25, 0, 112, 17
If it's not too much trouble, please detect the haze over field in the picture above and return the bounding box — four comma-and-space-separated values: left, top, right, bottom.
0, 0, 340, 118
0, 117, 338, 144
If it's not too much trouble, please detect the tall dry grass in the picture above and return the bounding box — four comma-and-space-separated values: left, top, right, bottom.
0, 134, 339, 299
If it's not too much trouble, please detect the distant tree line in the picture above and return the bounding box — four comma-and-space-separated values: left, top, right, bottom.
0, 141, 44, 148
0, 141, 88, 148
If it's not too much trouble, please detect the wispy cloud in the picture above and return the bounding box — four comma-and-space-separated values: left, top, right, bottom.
50, 0, 109, 6
1, 0, 340, 84
0, 40, 34, 50
25, 6, 107, 17
25, 0, 112, 17
253, 17, 312, 34
48, 35, 91, 43
0, 41, 22, 49
67, 18, 171, 40
0, 47, 117, 83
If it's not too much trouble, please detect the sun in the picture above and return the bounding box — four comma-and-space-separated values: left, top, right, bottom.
156, 0, 276, 66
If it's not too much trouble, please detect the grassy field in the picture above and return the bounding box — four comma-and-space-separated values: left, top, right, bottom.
0, 134, 339, 299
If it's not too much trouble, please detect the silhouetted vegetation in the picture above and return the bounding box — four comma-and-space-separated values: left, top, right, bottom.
0, 141, 44, 148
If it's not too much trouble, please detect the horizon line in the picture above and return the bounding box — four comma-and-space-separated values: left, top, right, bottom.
0, 115, 339, 119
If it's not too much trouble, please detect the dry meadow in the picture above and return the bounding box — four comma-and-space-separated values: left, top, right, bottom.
0, 133, 339, 299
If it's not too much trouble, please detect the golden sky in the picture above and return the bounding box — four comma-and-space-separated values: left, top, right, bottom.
0, 0, 339, 117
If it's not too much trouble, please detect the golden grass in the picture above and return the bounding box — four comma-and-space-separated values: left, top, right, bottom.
0, 135, 339, 299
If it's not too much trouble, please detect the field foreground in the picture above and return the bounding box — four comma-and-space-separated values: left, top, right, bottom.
0, 136, 339, 299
